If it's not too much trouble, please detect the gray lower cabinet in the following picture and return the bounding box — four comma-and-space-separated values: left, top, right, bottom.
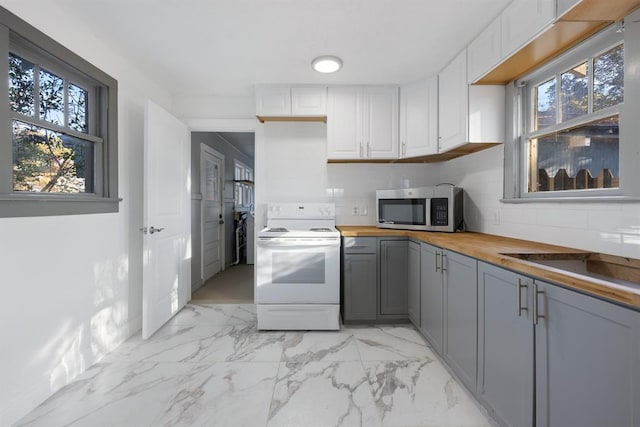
535, 280, 640, 427
342, 237, 408, 322
407, 240, 421, 326
343, 237, 377, 321
478, 261, 640, 427
477, 262, 534, 427
442, 250, 477, 393
420, 243, 444, 352
379, 239, 409, 316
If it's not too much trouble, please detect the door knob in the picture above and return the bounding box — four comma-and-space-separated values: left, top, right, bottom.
141, 226, 165, 234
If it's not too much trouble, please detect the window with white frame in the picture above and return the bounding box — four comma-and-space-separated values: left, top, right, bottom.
233, 160, 253, 209
0, 7, 118, 217
514, 25, 626, 198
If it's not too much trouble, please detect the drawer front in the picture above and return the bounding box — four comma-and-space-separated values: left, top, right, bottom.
343, 237, 377, 253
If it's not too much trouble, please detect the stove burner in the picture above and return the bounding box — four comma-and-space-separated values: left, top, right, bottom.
267, 227, 289, 232
310, 227, 332, 232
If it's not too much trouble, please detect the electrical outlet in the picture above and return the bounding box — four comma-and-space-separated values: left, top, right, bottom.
352, 205, 359, 215
361, 205, 368, 216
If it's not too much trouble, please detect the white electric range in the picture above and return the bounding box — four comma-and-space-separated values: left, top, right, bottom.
256, 203, 341, 330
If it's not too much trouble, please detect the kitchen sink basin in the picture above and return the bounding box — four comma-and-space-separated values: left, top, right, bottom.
502, 252, 640, 288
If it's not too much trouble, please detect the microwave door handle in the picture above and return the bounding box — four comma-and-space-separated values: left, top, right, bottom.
425, 198, 431, 228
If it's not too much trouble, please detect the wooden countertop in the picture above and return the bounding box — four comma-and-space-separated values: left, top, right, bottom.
337, 226, 640, 310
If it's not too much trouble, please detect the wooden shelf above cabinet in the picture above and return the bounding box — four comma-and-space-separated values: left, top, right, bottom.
256, 115, 327, 123
476, 0, 640, 85
327, 142, 502, 164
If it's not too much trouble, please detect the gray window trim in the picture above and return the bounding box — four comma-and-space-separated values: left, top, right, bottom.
504, 20, 640, 202
0, 6, 119, 217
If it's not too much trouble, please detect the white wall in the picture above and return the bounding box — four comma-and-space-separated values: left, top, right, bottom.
440, 145, 640, 259
254, 122, 440, 227
0, 3, 172, 425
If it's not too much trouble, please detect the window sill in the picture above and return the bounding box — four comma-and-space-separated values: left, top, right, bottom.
501, 196, 640, 204
0, 194, 122, 217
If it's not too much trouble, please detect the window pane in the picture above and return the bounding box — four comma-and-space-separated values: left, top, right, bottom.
39, 68, 64, 125
8, 53, 35, 116
561, 62, 588, 121
528, 115, 619, 192
535, 78, 556, 130
12, 120, 94, 193
68, 83, 88, 133
594, 44, 624, 111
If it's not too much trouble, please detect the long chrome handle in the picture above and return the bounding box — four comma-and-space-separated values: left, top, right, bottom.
441, 253, 447, 273
367, 142, 371, 157
533, 283, 545, 325
401, 142, 406, 156
517, 279, 528, 317
435, 251, 440, 272
348, 245, 368, 249
359, 143, 363, 158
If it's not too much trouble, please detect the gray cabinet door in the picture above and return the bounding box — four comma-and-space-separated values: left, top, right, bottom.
343, 253, 377, 321
443, 250, 477, 393
408, 241, 421, 327
536, 281, 640, 427
420, 243, 444, 352
477, 262, 534, 427
379, 239, 409, 315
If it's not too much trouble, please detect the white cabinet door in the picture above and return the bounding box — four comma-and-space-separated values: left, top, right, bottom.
363, 86, 399, 159
255, 86, 291, 116
327, 86, 362, 159
467, 15, 502, 84
502, 0, 555, 58
400, 78, 438, 157
292, 87, 327, 116
438, 49, 468, 152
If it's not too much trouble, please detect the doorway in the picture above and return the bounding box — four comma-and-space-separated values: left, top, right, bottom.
190, 131, 255, 304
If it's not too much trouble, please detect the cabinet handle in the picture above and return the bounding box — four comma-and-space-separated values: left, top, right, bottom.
517, 279, 528, 317
367, 142, 371, 157
402, 141, 406, 156
533, 283, 545, 325
435, 251, 440, 272
359, 143, 363, 158
348, 245, 368, 249
441, 253, 447, 273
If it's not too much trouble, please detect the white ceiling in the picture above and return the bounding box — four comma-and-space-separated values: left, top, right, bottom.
8, 0, 512, 97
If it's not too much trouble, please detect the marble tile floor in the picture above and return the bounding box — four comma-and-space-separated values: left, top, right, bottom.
16, 304, 496, 427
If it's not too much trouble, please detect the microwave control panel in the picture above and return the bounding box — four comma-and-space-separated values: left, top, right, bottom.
430, 198, 449, 226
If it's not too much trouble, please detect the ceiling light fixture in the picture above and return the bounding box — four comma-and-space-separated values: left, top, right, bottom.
311, 55, 343, 73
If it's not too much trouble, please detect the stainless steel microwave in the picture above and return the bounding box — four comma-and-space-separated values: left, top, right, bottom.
376, 186, 464, 232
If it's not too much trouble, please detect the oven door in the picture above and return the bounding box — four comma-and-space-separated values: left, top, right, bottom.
256, 237, 340, 304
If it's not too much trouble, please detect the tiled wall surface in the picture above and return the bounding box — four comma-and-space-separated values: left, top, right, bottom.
440, 146, 640, 259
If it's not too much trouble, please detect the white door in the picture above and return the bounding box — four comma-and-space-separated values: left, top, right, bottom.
142, 100, 190, 339
438, 49, 468, 152
201, 144, 224, 281
327, 86, 362, 159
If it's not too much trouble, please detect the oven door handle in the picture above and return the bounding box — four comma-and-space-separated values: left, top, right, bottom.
257, 239, 340, 247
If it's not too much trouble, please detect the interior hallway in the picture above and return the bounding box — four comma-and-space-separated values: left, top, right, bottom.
191, 264, 254, 303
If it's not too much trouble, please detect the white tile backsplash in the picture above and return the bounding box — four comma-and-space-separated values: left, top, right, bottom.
256, 124, 640, 258
441, 146, 640, 258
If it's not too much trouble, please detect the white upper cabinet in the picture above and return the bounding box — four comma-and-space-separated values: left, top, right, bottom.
362, 86, 399, 159
255, 86, 291, 116
501, 0, 555, 58
400, 78, 438, 158
467, 15, 502, 84
327, 87, 362, 159
327, 86, 399, 160
291, 87, 327, 116
438, 49, 505, 153
438, 50, 469, 152
256, 85, 326, 117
